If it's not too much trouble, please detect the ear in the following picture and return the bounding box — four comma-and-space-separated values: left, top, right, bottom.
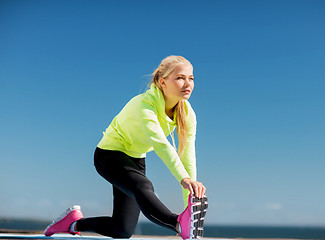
159, 78, 166, 88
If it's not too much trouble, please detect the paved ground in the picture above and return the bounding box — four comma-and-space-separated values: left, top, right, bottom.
0, 230, 302, 240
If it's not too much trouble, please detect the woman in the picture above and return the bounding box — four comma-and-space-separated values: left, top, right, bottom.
44, 56, 208, 239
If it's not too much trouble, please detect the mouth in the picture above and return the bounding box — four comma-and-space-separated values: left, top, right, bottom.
182, 89, 191, 94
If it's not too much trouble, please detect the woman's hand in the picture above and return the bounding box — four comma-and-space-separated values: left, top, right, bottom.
181, 178, 206, 199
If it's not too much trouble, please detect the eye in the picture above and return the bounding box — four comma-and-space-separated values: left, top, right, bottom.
177, 76, 184, 80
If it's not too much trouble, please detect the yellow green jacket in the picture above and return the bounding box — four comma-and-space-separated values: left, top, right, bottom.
98, 84, 197, 205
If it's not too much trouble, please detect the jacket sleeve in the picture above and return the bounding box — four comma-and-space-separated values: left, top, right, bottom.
180, 105, 197, 207
180, 108, 197, 181
137, 102, 190, 183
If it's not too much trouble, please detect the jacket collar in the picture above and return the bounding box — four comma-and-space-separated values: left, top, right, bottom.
147, 83, 176, 124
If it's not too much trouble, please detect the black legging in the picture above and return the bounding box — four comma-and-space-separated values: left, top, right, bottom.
76, 147, 178, 238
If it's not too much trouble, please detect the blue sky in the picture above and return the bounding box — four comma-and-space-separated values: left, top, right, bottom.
0, 0, 324, 227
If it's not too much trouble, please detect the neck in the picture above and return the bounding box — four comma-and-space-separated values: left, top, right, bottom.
164, 98, 179, 119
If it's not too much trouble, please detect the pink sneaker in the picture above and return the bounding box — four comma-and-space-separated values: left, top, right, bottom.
177, 195, 208, 239
44, 205, 83, 236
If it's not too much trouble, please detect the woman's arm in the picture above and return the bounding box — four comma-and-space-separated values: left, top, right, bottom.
137, 102, 190, 183
180, 106, 206, 199
180, 107, 197, 181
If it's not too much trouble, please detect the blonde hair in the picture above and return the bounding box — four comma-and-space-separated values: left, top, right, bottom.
149, 55, 193, 156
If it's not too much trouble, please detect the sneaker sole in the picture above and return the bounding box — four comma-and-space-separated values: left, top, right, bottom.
191, 195, 208, 239
44, 205, 81, 236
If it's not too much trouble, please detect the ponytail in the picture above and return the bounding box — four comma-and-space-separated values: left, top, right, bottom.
175, 100, 187, 156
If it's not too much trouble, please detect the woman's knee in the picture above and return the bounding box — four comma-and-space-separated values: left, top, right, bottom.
135, 178, 154, 192
112, 232, 132, 239
110, 225, 134, 239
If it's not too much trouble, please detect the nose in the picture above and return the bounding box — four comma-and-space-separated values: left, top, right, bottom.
184, 77, 190, 84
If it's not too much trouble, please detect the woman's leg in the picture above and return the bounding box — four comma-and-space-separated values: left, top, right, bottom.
76, 148, 178, 237
76, 186, 140, 238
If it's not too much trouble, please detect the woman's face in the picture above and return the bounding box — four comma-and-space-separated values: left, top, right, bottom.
160, 63, 194, 103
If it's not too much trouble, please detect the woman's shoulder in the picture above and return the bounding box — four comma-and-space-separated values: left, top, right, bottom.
139, 85, 165, 114
184, 100, 196, 124
184, 100, 196, 115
